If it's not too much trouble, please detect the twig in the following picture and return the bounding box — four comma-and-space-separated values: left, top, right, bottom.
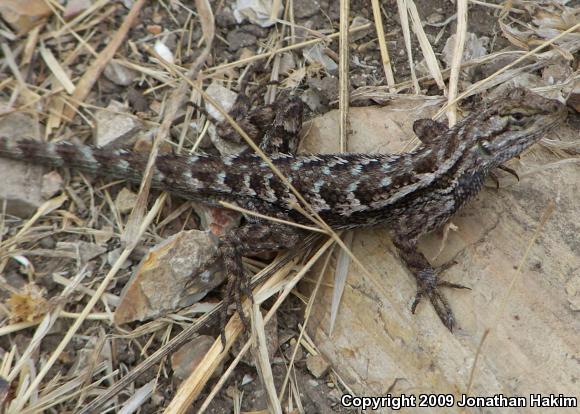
62, 0, 146, 121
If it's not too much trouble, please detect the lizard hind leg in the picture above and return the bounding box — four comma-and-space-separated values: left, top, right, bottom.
218, 223, 306, 347
218, 239, 250, 347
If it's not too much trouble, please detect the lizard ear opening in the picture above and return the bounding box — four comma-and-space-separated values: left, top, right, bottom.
477, 140, 493, 156
413, 119, 449, 146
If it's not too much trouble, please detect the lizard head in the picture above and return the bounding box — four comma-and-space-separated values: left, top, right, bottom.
462, 88, 567, 171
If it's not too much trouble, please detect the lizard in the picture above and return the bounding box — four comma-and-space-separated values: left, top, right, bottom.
0, 88, 567, 336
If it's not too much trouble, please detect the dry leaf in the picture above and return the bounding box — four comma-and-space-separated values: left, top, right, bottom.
0, 0, 51, 17
7, 284, 49, 323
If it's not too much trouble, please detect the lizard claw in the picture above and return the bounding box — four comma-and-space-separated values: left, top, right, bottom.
435, 259, 459, 274
497, 164, 520, 181
411, 273, 470, 331
411, 288, 455, 330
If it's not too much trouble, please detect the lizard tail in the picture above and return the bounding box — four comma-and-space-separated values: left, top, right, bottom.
0, 137, 237, 202
0, 137, 152, 185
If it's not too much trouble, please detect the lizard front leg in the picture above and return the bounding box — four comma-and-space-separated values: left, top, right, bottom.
391, 234, 468, 331
218, 222, 306, 343
257, 96, 304, 155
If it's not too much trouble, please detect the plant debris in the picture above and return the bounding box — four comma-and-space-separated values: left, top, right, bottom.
0, 0, 578, 412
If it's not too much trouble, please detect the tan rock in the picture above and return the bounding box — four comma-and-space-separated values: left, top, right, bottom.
301, 99, 580, 410
306, 354, 330, 379
115, 230, 223, 324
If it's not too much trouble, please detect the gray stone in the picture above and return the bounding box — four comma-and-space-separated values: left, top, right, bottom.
103, 61, 137, 86
306, 354, 330, 378
227, 30, 257, 52
0, 112, 45, 217
41, 171, 63, 199
114, 230, 223, 324
94, 100, 142, 147
171, 335, 222, 380
350, 16, 371, 41
294, 0, 319, 19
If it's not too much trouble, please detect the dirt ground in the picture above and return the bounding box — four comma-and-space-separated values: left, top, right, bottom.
0, 0, 577, 413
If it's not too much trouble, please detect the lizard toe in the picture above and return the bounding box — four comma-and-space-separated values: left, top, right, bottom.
411, 274, 465, 331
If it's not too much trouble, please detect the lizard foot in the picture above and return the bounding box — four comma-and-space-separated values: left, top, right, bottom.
411, 271, 470, 331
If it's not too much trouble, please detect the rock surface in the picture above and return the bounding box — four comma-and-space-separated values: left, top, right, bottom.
0, 113, 45, 217
115, 230, 223, 324
301, 99, 580, 413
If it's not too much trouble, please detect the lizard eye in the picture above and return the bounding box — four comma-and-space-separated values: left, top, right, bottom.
477, 140, 492, 156
510, 112, 527, 125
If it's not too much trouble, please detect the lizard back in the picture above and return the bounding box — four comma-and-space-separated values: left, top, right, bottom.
0, 88, 566, 231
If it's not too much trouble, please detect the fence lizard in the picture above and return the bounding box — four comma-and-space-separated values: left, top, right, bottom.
0, 88, 567, 336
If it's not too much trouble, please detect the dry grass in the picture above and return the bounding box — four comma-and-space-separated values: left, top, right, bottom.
0, 0, 577, 412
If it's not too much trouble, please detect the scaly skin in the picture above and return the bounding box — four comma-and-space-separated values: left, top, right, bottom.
0, 88, 567, 332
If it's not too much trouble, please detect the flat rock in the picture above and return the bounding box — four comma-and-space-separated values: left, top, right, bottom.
41, 171, 64, 199
94, 100, 142, 147
171, 335, 222, 380
293, 0, 320, 19
114, 230, 223, 324
226, 30, 257, 52
306, 354, 330, 379
300, 99, 580, 411
0, 112, 45, 218
103, 61, 137, 86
